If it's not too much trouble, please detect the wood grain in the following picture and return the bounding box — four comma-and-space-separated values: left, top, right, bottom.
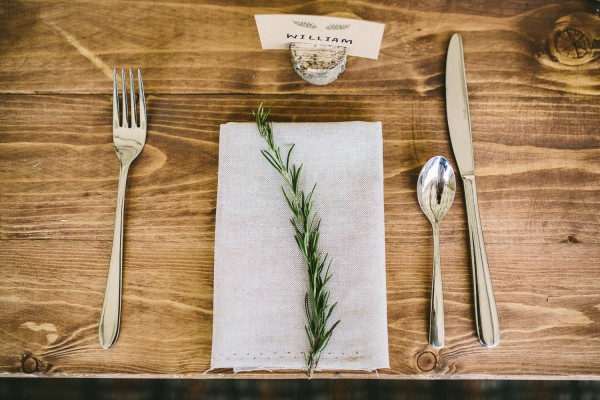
1, 93, 599, 378
0, 1, 598, 96
1, 0, 599, 379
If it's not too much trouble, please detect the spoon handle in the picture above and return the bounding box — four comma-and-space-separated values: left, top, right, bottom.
429, 223, 444, 348
462, 174, 500, 347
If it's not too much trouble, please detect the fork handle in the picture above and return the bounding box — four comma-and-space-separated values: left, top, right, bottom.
99, 163, 130, 349
463, 174, 500, 348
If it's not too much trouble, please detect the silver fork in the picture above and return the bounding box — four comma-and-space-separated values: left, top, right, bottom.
99, 68, 146, 349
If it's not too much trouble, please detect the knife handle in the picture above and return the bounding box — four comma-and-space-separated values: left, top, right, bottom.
462, 174, 500, 347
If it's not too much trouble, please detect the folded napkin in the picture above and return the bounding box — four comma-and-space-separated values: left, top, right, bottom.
211, 121, 389, 372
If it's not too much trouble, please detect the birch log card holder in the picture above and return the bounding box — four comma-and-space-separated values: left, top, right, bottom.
255, 14, 385, 85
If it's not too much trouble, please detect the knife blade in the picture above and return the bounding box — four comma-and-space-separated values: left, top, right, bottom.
446, 33, 500, 348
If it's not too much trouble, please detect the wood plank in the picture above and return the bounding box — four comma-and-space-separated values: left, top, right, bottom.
0, 239, 213, 376
0, 1, 597, 96
1, 94, 599, 377
1, 239, 598, 377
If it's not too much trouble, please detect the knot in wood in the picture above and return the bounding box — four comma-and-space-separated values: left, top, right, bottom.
416, 351, 437, 372
21, 355, 39, 374
549, 12, 600, 65
554, 28, 591, 60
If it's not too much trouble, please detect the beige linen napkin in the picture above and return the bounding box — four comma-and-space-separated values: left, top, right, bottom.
211, 121, 389, 372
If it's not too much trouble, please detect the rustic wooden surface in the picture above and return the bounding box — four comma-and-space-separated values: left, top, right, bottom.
0, 0, 599, 379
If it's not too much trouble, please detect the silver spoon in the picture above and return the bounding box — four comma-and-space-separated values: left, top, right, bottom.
417, 156, 456, 348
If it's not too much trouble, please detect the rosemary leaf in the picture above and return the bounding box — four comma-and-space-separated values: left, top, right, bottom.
253, 103, 340, 378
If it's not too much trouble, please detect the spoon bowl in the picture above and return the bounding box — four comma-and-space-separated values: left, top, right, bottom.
417, 156, 456, 348
417, 156, 456, 224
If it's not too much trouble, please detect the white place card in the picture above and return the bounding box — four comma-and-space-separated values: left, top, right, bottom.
255, 14, 385, 60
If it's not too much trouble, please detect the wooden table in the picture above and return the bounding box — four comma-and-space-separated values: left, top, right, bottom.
1, 0, 599, 379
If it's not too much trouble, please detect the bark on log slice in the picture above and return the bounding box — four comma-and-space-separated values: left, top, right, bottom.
289, 42, 347, 86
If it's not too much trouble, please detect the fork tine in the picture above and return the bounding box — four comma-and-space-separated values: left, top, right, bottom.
121, 68, 129, 128
138, 69, 146, 129
113, 69, 120, 128
129, 69, 137, 127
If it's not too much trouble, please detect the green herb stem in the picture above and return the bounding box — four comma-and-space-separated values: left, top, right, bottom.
253, 104, 340, 378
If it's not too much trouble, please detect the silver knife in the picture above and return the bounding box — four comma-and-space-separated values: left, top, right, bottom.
446, 33, 500, 348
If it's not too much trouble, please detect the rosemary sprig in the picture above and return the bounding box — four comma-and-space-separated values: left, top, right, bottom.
253, 104, 340, 378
